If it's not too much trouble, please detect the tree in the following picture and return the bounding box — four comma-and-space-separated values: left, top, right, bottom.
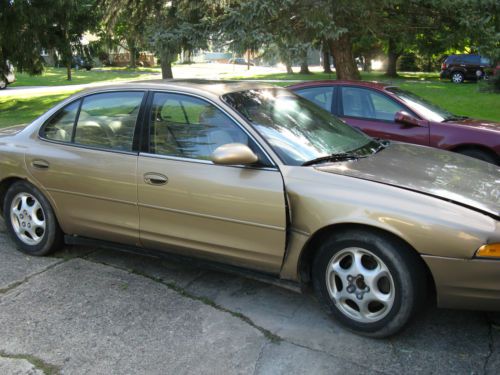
102, 0, 214, 78
0, 0, 52, 78
1, 0, 98, 81
46, 0, 98, 80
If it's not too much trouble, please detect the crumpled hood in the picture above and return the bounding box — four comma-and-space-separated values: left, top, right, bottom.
0, 124, 29, 137
316, 143, 500, 218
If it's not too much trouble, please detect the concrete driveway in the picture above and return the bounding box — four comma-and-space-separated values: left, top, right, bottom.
0, 219, 498, 375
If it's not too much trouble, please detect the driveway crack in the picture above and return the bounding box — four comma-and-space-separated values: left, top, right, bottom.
251, 341, 269, 375
81, 257, 283, 343
0, 259, 67, 295
0, 351, 60, 375
282, 338, 388, 374
483, 313, 494, 374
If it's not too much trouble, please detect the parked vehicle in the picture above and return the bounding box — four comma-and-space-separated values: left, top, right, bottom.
0, 81, 498, 338
440, 54, 492, 83
72, 55, 93, 71
0, 62, 16, 89
228, 58, 254, 66
289, 80, 500, 165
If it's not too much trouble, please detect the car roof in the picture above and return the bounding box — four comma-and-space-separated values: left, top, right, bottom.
287, 80, 393, 91
77, 79, 277, 97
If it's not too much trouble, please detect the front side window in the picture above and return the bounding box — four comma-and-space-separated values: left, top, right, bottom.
295, 86, 334, 112
223, 89, 380, 166
341, 87, 405, 121
149, 93, 266, 163
74, 92, 144, 151
387, 87, 456, 123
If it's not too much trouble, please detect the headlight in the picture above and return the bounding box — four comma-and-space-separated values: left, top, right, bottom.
475, 243, 500, 259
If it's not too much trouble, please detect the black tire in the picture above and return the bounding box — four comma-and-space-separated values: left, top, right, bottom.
3, 181, 63, 256
451, 71, 464, 84
457, 148, 498, 165
312, 230, 426, 338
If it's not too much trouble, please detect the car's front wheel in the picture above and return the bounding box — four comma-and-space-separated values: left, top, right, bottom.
3, 181, 63, 256
312, 230, 426, 338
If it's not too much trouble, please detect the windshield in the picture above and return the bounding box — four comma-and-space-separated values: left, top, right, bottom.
223, 88, 381, 166
386, 87, 459, 122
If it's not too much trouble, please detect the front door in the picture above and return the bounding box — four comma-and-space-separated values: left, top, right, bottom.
339, 86, 429, 146
137, 92, 287, 273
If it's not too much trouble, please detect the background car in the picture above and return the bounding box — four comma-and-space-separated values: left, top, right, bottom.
0, 81, 498, 338
289, 80, 500, 165
0, 62, 16, 89
228, 57, 254, 66
440, 54, 492, 83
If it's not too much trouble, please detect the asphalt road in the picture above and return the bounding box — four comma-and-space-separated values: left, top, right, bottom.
0, 218, 498, 375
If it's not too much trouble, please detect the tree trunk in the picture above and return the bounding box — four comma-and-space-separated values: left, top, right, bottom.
322, 47, 332, 73
247, 50, 251, 70
161, 51, 173, 79
329, 34, 360, 80
362, 56, 371, 72
299, 49, 310, 74
286, 62, 293, 74
130, 48, 137, 69
385, 38, 401, 77
66, 63, 72, 81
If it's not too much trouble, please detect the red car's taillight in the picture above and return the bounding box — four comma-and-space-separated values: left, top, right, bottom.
441, 62, 447, 70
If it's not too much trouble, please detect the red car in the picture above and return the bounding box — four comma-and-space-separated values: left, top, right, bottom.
288, 80, 500, 165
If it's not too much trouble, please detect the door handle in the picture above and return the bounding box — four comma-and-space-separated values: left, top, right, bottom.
31, 159, 50, 169
144, 172, 168, 186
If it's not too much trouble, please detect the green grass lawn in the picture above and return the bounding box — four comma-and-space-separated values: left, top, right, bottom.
12, 67, 159, 87
0, 90, 80, 127
1, 69, 498, 129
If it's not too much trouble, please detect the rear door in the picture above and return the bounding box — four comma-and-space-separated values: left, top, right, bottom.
338, 86, 429, 145
137, 92, 287, 273
27, 91, 145, 245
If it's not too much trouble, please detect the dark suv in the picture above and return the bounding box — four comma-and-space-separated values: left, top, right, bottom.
440, 54, 491, 83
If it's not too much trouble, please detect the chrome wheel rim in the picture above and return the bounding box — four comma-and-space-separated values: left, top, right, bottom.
0, 80, 6, 89
452, 73, 462, 83
10, 193, 46, 245
326, 247, 395, 323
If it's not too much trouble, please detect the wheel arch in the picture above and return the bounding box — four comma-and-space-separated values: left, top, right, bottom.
449, 143, 499, 163
297, 223, 436, 300
0, 177, 27, 217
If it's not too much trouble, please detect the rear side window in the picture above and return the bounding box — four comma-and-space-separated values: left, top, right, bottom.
294, 86, 334, 112
43, 91, 144, 152
43, 101, 80, 142
74, 92, 144, 151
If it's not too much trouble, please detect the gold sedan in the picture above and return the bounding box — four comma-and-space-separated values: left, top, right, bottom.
0, 81, 499, 337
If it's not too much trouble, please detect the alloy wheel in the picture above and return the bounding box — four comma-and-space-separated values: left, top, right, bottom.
325, 247, 395, 323
10, 192, 46, 245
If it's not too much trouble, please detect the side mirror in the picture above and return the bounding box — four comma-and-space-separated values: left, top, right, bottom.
211, 143, 259, 166
394, 111, 420, 127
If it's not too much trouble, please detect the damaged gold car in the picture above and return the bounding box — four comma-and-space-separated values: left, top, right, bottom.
0, 81, 499, 337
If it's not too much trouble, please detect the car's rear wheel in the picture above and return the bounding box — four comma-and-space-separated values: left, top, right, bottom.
3, 181, 63, 256
312, 230, 426, 338
451, 71, 464, 84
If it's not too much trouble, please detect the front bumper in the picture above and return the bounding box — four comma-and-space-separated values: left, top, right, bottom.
423, 255, 500, 311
